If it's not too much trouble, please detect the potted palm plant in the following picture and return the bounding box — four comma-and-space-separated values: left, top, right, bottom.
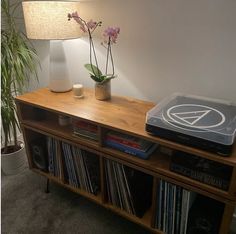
1, 0, 39, 174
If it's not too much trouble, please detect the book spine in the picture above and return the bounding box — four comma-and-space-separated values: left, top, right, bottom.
106, 135, 142, 149
106, 132, 151, 149
105, 140, 156, 159
73, 129, 98, 141
105, 136, 153, 152
72, 121, 98, 132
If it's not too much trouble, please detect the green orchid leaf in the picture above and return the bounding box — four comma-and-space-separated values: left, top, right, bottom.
100, 75, 117, 84
89, 73, 108, 83
100, 75, 107, 81
85, 64, 102, 78
90, 75, 103, 82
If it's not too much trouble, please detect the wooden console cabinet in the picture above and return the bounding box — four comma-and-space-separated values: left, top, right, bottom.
15, 88, 236, 234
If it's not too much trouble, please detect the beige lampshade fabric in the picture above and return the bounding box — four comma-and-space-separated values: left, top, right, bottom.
22, 1, 82, 40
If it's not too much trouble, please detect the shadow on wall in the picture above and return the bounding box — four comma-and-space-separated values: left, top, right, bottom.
28, 40, 50, 91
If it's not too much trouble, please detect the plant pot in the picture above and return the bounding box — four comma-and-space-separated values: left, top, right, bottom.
95, 80, 111, 101
1, 141, 26, 175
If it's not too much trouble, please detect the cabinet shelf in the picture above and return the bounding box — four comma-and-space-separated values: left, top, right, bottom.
22, 119, 99, 146
16, 88, 236, 234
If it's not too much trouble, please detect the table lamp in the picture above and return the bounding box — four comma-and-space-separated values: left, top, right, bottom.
22, 1, 81, 92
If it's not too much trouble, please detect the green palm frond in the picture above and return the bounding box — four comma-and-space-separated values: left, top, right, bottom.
1, 0, 39, 151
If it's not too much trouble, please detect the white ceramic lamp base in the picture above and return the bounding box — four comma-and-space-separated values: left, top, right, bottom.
49, 40, 72, 92
49, 78, 72, 92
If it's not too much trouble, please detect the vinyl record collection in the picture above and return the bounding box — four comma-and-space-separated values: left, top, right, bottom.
105, 131, 158, 159
47, 137, 63, 180
154, 180, 196, 234
105, 159, 153, 218
61, 142, 100, 195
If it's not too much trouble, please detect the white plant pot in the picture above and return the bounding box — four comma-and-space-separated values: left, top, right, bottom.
1, 141, 27, 175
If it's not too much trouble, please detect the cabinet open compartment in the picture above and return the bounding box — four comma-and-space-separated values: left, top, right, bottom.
23, 127, 102, 199
170, 150, 233, 192
23, 129, 50, 173
72, 118, 99, 142
102, 129, 158, 159
154, 179, 224, 234
104, 158, 153, 218
61, 140, 101, 195
17, 103, 47, 121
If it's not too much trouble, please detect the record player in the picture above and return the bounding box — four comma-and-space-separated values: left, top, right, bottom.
145, 94, 236, 156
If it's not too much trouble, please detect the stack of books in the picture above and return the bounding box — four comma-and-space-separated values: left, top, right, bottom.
105, 131, 158, 159
61, 142, 100, 195
155, 180, 196, 234
105, 159, 153, 218
170, 151, 232, 191
47, 137, 63, 180
72, 119, 98, 141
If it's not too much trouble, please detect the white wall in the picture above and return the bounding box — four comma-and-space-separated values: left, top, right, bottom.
33, 0, 236, 103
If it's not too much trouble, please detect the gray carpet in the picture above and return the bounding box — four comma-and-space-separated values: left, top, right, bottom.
1, 168, 151, 234
2, 168, 236, 234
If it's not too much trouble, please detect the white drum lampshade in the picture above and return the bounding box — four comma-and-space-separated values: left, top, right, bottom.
22, 1, 82, 92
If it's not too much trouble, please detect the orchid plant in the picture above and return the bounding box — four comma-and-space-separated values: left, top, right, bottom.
68, 12, 120, 84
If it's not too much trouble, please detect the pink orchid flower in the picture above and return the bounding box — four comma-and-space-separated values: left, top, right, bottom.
68, 12, 120, 80
87, 19, 97, 30
103, 27, 120, 44
68, 11, 87, 32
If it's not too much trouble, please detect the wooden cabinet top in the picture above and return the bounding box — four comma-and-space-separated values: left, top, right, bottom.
16, 87, 154, 136
16, 87, 236, 165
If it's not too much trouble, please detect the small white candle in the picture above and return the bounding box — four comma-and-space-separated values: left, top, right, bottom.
73, 84, 84, 97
